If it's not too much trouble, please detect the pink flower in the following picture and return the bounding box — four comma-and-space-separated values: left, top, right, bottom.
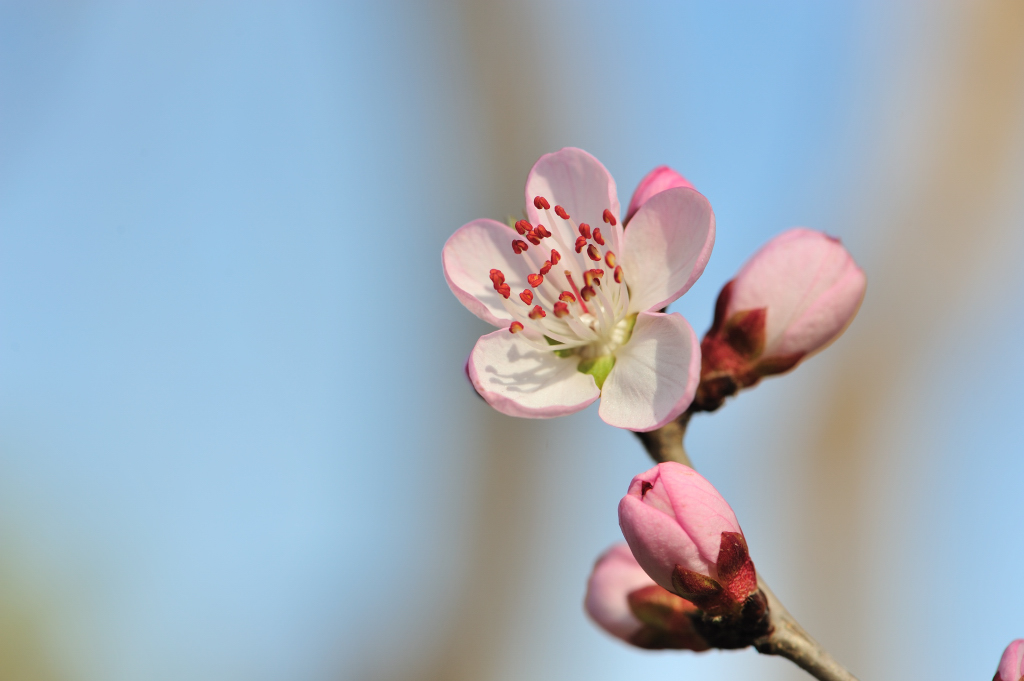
618, 462, 757, 615
696, 228, 866, 410
443, 148, 715, 431
996, 640, 1024, 681
624, 166, 695, 224
585, 543, 709, 651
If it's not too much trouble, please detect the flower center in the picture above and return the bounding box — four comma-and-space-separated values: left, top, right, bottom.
487, 196, 632, 362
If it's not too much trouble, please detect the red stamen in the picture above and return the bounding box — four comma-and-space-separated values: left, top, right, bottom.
559, 291, 576, 303
587, 244, 601, 261
509, 321, 524, 333
489, 268, 505, 284
528, 273, 544, 287
534, 196, 551, 210
554, 205, 569, 219
553, 301, 570, 318
584, 269, 604, 288
526, 231, 542, 246
581, 285, 596, 301
512, 240, 528, 254
564, 271, 589, 313
514, 220, 531, 235
593, 227, 605, 245
534, 224, 551, 238
574, 236, 587, 253
604, 251, 616, 268
498, 283, 511, 298
578, 222, 591, 239
614, 265, 623, 283
539, 260, 552, 275
550, 249, 561, 264
529, 305, 546, 319
519, 289, 533, 305
602, 209, 617, 226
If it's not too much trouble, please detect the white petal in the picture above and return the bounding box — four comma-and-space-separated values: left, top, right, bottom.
443, 218, 537, 326
525, 148, 622, 250
621, 188, 715, 314
467, 329, 600, 418
598, 312, 700, 431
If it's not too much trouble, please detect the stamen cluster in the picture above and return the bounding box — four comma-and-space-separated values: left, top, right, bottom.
485, 196, 629, 356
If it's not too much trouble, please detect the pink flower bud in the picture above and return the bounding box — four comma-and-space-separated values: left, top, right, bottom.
618, 462, 757, 615
695, 228, 866, 411
996, 640, 1024, 681
624, 165, 695, 224
585, 543, 710, 651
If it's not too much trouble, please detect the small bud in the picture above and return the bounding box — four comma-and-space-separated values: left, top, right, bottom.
996, 640, 1024, 681
625, 166, 695, 224
585, 543, 710, 651
695, 228, 866, 412
618, 462, 758, 617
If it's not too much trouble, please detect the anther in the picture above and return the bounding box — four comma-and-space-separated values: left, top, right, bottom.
602, 209, 617, 226
604, 251, 616, 268
613, 265, 623, 283
559, 291, 576, 303
539, 260, 552, 275
528, 273, 544, 287
550, 249, 561, 265
574, 236, 587, 253
534, 196, 551, 210
554, 205, 569, 219
578, 223, 591, 239
525, 231, 542, 246
519, 289, 533, 305
553, 302, 570, 318
512, 240, 528, 254
529, 305, 546, 319
534, 224, 551, 238
514, 220, 531, 235
593, 227, 605, 245
581, 285, 596, 301
489, 268, 505, 284
509, 321, 524, 333
498, 283, 511, 298
587, 244, 601, 261
584, 269, 604, 288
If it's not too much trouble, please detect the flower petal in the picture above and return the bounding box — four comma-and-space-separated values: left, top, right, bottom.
467, 329, 600, 418
525, 147, 622, 250
443, 218, 537, 326
624, 166, 695, 224
621, 187, 715, 314
618, 494, 703, 591
598, 311, 700, 431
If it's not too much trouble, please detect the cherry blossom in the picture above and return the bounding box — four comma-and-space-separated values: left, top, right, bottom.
443, 148, 715, 431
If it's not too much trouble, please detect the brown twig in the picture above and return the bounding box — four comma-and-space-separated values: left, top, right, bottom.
632, 414, 860, 681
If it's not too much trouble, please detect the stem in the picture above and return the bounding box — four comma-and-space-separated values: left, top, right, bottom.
753, 577, 860, 681
632, 413, 861, 681
633, 411, 693, 466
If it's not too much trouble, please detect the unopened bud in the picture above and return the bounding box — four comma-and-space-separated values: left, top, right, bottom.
624, 166, 695, 224
585, 543, 710, 651
694, 228, 866, 411
618, 463, 762, 620
996, 640, 1024, 681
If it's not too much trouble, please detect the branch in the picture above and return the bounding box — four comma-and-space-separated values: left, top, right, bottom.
632, 414, 860, 681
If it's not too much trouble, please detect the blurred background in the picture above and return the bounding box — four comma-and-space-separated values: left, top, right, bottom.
1, 1, 1022, 680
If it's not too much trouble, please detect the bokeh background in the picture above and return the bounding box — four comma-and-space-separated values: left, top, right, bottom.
1, 2, 1022, 680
